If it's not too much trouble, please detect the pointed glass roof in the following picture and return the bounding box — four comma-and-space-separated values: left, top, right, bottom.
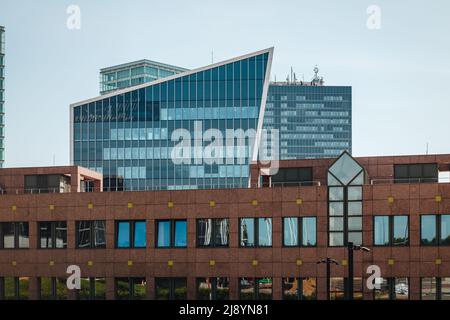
327, 151, 364, 186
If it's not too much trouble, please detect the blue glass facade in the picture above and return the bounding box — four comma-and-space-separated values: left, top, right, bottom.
71, 49, 272, 191
263, 84, 351, 159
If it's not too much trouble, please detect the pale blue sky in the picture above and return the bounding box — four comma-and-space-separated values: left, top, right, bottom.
0, 0, 449, 167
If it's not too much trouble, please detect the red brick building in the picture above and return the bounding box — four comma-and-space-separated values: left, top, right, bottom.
1, 153, 450, 300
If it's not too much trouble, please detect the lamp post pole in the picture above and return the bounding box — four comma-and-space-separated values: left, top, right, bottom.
317, 258, 339, 300
347, 242, 354, 300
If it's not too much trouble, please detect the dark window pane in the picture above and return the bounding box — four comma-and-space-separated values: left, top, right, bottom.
56, 278, 67, 300
214, 219, 229, 246
94, 220, 106, 248
78, 278, 91, 300
155, 278, 170, 300
55, 222, 67, 248
18, 222, 29, 248
3, 222, 15, 248
197, 278, 212, 300
39, 222, 52, 249
115, 278, 130, 300
240, 278, 255, 300
330, 277, 345, 300
197, 219, 212, 246
132, 278, 146, 300
77, 221, 92, 248
216, 277, 229, 300
258, 278, 272, 300
173, 278, 187, 300
4, 277, 16, 300
282, 277, 298, 300
40, 277, 53, 300
18, 277, 29, 300
94, 278, 106, 300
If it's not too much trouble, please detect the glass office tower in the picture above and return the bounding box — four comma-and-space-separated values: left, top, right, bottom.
264, 82, 351, 159
71, 48, 273, 191
0, 26, 5, 168
100, 60, 188, 95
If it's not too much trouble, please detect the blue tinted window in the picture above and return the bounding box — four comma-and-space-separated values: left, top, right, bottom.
117, 222, 130, 248
174, 220, 187, 247
157, 221, 171, 247
393, 216, 408, 246
441, 215, 450, 245
134, 221, 146, 248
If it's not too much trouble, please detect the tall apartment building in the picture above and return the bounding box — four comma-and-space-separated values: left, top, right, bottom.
264, 67, 351, 159
0, 26, 5, 168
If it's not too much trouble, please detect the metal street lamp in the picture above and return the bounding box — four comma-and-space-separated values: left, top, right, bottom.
347, 242, 371, 300
317, 258, 340, 300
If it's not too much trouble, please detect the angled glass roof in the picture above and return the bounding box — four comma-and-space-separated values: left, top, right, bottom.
328, 151, 364, 186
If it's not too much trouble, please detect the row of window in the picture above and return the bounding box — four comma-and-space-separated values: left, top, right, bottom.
0, 214, 448, 249
3, 276, 446, 300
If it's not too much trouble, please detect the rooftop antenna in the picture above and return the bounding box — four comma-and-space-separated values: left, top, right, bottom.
426, 142, 429, 155
290, 67, 294, 84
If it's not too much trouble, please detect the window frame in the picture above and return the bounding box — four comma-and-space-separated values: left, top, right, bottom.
115, 220, 147, 249
196, 218, 230, 248
75, 220, 107, 249
282, 216, 317, 247
114, 277, 147, 300
0, 222, 30, 249
37, 221, 67, 249
373, 215, 409, 247
239, 217, 273, 248
155, 219, 188, 249
420, 214, 450, 246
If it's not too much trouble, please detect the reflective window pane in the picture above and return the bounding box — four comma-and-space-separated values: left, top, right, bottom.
395, 278, 409, 300
240, 278, 255, 300
302, 217, 316, 246
348, 217, 362, 231
18, 222, 29, 248
76, 221, 91, 248
133, 221, 146, 248
157, 221, 171, 247
115, 278, 130, 300
442, 277, 450, 300
302, 277, 317, 300
374, 216, 389, 246
441, 215, 450, 245
421, 215, 437, 245
421, 277, 437, 300
155, 278, 170, 300
393, 216, 409, 246
329, 217, 343, 231
240, 218, 255, 247
258, 278, 272, 300
348, 201, 362, 216
117, 221, 130, 248
329, 187, 343, 201
283, 218, 298, 246
18, 277, 29, 300
174, 220, 187, 247
258, 218, 272, 247
2, 222, 15, 248
173, 278, 187, 300
214, 219, 229, 246
348, 232, 362, 245
348, 186, 362, 200
329, 202, 343, 216
132, 278, 146, 300
329, 232, 343, 246
282, 278, 298, 300
55, 222, 67, 249
197, 219, 212, 246
93, 221, 106, 248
